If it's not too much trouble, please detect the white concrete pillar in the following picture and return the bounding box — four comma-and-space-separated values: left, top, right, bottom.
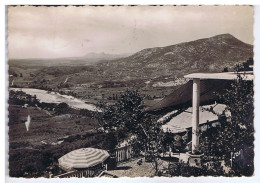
192, 78, 200, 154
123, 149, 125, 160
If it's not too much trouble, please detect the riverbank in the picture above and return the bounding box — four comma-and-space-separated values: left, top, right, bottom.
9, 87, 99, 111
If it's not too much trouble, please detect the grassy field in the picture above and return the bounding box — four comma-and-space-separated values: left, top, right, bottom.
8, 103, 108, 177
8, 105, 98, 145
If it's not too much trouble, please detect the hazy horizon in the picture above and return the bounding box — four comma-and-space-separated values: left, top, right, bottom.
8, 6, 254, 59
8, 33, 252, 60
8, 51, 133, 60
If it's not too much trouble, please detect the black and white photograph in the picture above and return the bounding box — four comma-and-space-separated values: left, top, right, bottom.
7, 5, 255, 178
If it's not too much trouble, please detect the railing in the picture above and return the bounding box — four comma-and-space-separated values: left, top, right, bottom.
116, 145, 133, 162
54, 167, 104, 178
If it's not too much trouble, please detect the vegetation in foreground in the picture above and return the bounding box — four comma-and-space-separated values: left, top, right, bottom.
95, 64, 254, 176
8, 62, 254, 177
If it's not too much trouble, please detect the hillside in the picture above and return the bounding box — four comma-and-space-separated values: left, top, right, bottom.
9, 34, 253, 105
96, 33, 253, 82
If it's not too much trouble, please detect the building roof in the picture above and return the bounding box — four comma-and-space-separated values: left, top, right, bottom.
184, 71, 254, 80
146, 72, 253, 113
162, 104, 227, 133
146, 79, 232, 113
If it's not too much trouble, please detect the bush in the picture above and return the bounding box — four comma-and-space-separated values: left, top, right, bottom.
168, 161, 226, 176
55, 102, 69, 114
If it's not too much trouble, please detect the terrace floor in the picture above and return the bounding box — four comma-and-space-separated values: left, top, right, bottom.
106, 158, 171, 177
104, 155, 231, 177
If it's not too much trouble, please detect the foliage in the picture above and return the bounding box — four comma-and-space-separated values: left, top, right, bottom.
200, 64, 254, 176
97, 90, 143, 133
137, 113, 166, 175
168, 161, 227, 176
95, 89, 167, 175
95, 90, 143, 134
101, 131, 118, 155
55, 102, 70, 114
222, 67, 229, 72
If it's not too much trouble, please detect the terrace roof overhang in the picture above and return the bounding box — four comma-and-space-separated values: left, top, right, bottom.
184, 71, 253, 154
184, 71, 254, 81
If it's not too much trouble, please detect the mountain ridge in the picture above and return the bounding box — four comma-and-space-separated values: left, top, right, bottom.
95, 33, 253, 83
9, 33, 253, 93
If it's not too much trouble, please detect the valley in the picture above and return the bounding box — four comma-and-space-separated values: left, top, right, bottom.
8, 34, 254, 177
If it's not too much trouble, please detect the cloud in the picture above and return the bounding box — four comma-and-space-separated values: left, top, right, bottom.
8, 5, 253, 59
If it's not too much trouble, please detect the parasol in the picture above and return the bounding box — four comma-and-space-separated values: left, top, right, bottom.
58, 148, 110, 171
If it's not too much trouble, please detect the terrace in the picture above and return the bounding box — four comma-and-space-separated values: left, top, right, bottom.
183, 71, 253, 165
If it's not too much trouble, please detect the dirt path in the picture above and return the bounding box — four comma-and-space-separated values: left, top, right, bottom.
107, 158, 156, 177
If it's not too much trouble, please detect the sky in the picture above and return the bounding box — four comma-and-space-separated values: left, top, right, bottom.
8, 5, 254, 59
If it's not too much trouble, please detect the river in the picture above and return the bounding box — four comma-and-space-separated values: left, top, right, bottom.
9, 88, 99, 111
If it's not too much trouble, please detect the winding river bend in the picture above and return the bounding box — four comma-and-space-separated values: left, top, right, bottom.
9, 88, 99, 111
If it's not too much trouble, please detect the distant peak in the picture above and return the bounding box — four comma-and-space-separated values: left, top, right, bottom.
211, 33, 236, 39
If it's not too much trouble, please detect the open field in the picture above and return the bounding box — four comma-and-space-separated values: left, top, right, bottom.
9, 105, 98, 145
8, 103, 108, 177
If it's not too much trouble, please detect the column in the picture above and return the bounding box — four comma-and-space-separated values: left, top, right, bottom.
192, 78, 200, 154
116, 151, 118, 162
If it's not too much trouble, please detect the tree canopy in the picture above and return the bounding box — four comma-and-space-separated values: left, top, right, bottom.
200, 64, 254, 176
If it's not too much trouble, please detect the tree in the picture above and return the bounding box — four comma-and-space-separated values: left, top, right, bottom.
101, 131, 118, 155
95, 90, 167, 175
55, 102, 69, 114
200, 64, 254, 176
137, 114, 166, 175
96, 90, 143, 134
94, 90, 144, 154
222, 67, 229, 72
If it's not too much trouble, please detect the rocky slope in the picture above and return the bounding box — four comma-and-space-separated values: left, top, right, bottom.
9, 34, 253, 90
96, 33, 253, 83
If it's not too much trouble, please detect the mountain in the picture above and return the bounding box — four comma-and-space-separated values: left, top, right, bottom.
9, 34, 253, 94
82, 52, 131, 61
95, 34, 253, 83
